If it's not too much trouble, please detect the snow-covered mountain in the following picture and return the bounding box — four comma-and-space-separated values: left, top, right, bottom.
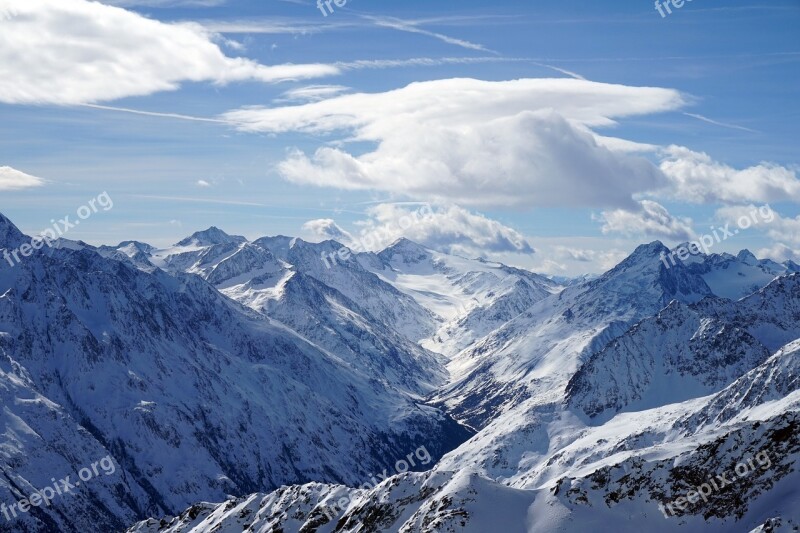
137, 325, 799, 533
674, 243, 799, 300
565, 275, 800, 421
366, 238, 562, 356
107, 230, 440, 344
100, 229, 445, 395
1, 211, 797, 533
0, 215, 470, 533
431, 241, 714, 429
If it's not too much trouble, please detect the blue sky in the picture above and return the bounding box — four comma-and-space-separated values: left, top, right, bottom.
1, 0, 799, 274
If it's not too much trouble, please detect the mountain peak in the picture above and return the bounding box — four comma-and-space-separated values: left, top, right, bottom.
116, 240, 155, 254
0, 212, 26, 249
591, 240, 712, 306
737, 249, 758, 266
614, 241, 670, 269
176, 226, 245, 247
378, 238, 432, 264
638, 240, 670, 255
784, 260, 800, 272
386, 237, 431, 254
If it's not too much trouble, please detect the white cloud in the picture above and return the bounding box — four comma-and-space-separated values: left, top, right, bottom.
598, 200, 696, 241
715, 204, 796, 246
301, 218, 353, 243
0, 166, 46, 191
552, 246, 597, 263
279, 85, 350, 102
223, 78, 684, 209
757, 243, 800, 263
197, 19, 338, 35
0, 0, 338, 105
196, 179, 212, 187
542, 245, 628, 273
303, 203, 535, 257
659, 146, 800, 204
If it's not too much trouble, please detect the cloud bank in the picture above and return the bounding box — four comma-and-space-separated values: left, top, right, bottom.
659, 146, 800, 204
224, 78, 685, 209
303, 203, 534, 257
598, 200, 696, 241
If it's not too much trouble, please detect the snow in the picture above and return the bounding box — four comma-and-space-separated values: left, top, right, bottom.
0, 212, 797, 533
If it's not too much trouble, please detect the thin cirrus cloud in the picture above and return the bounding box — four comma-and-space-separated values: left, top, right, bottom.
197, 14, 502, 47
682, 112, 758, 134
0, 166, 46, 191
222, 77, 685, 210
0, 0, 338, 105
278, 85, 351, 102
303, 203, 535, 256
363, 15, 497, 54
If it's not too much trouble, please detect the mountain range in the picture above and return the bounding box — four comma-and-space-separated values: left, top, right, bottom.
0, 212, 797, 532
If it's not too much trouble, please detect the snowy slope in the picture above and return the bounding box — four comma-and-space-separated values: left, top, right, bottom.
149, 232, 440, 343
226, 269, 446, 396
366, 238, 561, 356
564, 284, 800, 421
0, 214, 471, 533
4, 210, 799, 533
432, 241, 713, 429
567, 301, 770, 420
262, 237, 439, 342
99, 229, 445, 395
137, 340, 799, 532
0, 347, 149, 532
673, 244, 798, 300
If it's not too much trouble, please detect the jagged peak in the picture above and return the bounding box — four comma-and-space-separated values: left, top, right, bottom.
784, 259, 800, 272
737, 249, 758, 265
750, 271, 800, 297
0, 212, 27, 249
389, 237, 427, 249
638, 240, 670, 255
176, 226, 245, 247
380, 237, 432, 256
116, 240, 156, 254
602, 241, 670, 274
